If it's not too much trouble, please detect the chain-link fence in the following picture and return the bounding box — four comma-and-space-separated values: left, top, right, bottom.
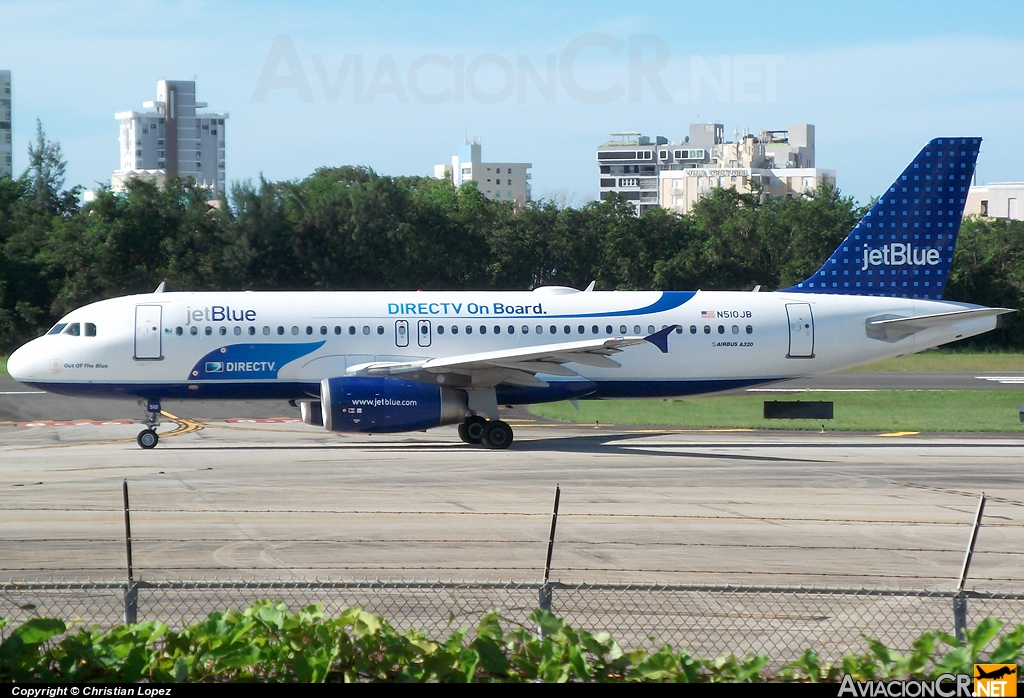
2, 579, 1022, 664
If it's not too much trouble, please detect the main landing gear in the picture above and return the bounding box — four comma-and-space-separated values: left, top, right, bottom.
458, 415, 514, 449
137, 399, 161, 450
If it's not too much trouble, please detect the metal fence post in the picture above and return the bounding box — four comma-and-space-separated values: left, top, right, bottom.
123, 479, 138, 624
953, 492, 986, 642
538, 484, 561, 634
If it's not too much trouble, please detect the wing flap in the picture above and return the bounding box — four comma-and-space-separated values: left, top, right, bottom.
344, 326, 679, 388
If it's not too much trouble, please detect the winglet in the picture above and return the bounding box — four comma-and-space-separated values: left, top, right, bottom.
154, 281, 166, 293
644, 325, 679, 353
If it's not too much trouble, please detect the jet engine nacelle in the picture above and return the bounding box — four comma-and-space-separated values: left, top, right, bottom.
320, 376, 468, 433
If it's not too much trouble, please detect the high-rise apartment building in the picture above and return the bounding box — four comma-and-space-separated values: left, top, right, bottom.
598, 123, 834, 215
112, 80, 227, 196
0, 71, 11, 178
434, 139, 532, 205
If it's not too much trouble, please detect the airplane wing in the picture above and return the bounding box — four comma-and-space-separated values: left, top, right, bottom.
867, 308, 1014, 342
346, 325, 679, 388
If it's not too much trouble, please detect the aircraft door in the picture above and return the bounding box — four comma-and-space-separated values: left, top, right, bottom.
395, 320, 409, 347
786, 303, 814, 358
134, 305, 163, 360
417, 319, 432, 347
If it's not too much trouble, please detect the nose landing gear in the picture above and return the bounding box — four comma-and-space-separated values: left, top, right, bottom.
458, 416, 513, 449
137, 399, 162, 449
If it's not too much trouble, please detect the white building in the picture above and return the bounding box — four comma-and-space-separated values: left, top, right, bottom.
965, 183, 1023, 221
599, 124, 835, 215
113, 80, 227, 196
0, 70, 11, 178
434, 139, 532, 205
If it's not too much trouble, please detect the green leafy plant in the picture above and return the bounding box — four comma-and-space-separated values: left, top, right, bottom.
2, 604, 1022, 683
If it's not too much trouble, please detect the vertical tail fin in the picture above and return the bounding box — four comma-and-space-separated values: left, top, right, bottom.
786, 138, 981, 299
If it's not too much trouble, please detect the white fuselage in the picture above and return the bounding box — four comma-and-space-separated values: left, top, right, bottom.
6, 288, 998, 403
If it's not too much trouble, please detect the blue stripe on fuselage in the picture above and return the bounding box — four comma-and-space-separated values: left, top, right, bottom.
542, 291, 695, 319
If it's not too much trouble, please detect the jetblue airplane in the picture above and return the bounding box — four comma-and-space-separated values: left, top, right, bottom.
6, 138, 1012, 449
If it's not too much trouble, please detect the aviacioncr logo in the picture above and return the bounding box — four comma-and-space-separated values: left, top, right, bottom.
861, 244, 941, 271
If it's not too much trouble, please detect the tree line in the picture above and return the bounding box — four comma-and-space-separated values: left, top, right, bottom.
1, 125, 1023, 352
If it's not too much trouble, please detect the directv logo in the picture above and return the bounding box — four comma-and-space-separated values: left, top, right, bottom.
205, 362, 224, 373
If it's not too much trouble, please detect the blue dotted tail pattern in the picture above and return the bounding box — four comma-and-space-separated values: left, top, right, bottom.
786, 138, 981, 300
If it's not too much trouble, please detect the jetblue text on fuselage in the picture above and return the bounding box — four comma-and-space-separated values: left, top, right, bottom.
387, 302, 544, 316
185, 306, 257, 324
860, 244, 941, 271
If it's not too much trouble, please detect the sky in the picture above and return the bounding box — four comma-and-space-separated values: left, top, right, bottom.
2, 0, 1023, 205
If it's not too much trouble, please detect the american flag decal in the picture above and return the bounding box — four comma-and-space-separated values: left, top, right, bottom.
701, 310, 715, 319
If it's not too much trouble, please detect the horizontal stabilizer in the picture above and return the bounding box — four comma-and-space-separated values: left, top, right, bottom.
866, 307, 1014, 342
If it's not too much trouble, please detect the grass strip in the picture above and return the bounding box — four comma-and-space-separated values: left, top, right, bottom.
531, 390, 1024, 432
847, 351, 1024, 372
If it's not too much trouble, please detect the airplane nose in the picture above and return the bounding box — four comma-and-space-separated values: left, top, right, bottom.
6, 342, 35, 382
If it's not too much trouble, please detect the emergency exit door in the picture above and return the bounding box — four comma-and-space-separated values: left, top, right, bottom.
134, 305, 163, 360
395, 319, 409, 347
417, 319, 432, 347
786, 303, 814, 358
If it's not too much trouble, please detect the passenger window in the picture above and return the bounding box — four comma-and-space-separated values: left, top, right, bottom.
334, 326, 341, 335
509, 325, 516, 335
717, 325, 725, 334
47, 323, 68, 335
648, 325, 655, 334
619, 325, 627, 334
592, 325, 599, 334
291, 326, 299, 335
190, 326, 198, 336
320, 326, 327, 335
746, 325, 753, 334
690, 325, 697, 334
220, 327, 227, 335
675, 326, 683, 334
175, 326, 183, 336
437, 325, 445, 335
349, 326, 356, 335
563, 325, 570, 334
306, 326, 313, 335
377, 326, 384, 335
633, 325, 641, 334
480, 325, 487, 335
452, 326, 459, 335
522, 325, 529, 334
205, 327, 212, 335
248, 326, 256, 335
277, 326, 284, 335
493, 325, 501, 335
606, 325, 613, 334
234, 326, 241, 336
577, 325, 585, 334
63, 323, 81, 336
703, 325, 710, 334
465, 326, 473, 335
536, 325, 543, 334
85, 323, 97, 337
362, 326, 370, 335
263, 326, 271, 335
732, 325, 739, 334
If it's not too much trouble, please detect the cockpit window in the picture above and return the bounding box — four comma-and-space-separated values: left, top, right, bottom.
63, 323, 81, 336
84, 323, 97, 337
47, 323, 68, 335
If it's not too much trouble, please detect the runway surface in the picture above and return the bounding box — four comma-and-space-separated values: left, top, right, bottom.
1, 407, 1021, 590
